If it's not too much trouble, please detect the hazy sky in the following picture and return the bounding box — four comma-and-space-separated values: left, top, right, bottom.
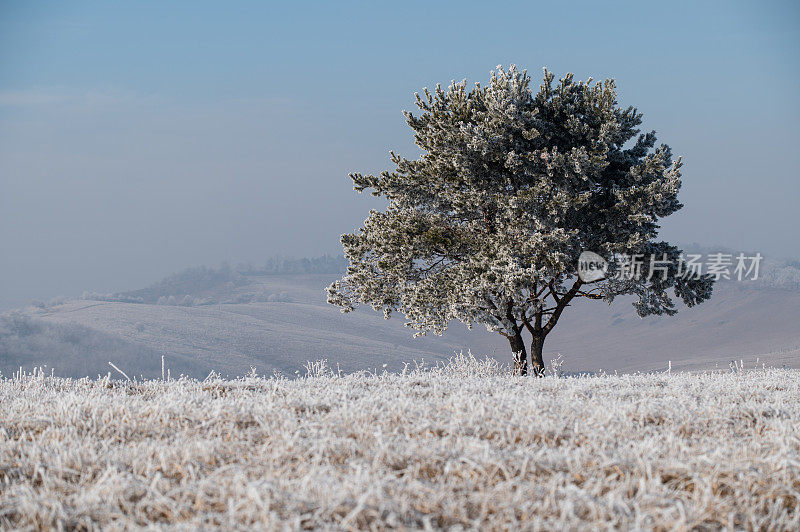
1, 0, 799, 309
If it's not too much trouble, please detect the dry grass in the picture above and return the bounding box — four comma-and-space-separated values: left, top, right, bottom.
1, 355, 799, 530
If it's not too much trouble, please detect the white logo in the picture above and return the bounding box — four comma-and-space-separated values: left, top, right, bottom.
577, 251, 608, 282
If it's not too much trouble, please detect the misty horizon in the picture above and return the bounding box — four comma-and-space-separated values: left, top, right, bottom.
2, 2, 799, 308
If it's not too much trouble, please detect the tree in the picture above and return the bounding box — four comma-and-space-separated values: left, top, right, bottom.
327, 65, 714, 375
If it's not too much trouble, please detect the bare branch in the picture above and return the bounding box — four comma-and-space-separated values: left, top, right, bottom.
543, 278, 583, 335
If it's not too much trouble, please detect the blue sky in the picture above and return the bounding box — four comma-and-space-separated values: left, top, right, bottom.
1, 1, 799, 307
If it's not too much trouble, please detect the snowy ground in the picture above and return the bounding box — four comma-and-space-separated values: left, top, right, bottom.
1, 356, 798, 530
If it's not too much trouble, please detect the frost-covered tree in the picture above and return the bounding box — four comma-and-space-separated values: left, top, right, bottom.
328, 65, 714, 375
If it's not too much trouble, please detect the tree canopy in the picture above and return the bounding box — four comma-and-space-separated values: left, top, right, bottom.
328, 65, 714, 374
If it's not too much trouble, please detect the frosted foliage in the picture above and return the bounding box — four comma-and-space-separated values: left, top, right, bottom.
328, 66, 714, 370
1, 357, 798, 529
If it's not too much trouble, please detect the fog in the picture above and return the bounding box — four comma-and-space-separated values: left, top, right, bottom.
2, 1, 799, 310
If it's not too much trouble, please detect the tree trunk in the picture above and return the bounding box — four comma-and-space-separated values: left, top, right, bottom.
530, 335, 545, 377
508, 331, 528, 376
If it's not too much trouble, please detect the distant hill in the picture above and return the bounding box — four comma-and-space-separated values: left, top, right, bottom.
79, 255, 348, 305
2, 255, 799, 378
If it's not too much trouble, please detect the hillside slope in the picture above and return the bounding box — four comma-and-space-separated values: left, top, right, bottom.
2, 269, 798, 378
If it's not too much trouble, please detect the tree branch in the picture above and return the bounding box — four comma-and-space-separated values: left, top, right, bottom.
520, 313, 534, 335
548, 280, 561, 305
576, 291, 604, 300
543, 278, 583, 335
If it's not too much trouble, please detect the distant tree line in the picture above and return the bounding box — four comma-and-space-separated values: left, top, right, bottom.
238, 254, 348, 275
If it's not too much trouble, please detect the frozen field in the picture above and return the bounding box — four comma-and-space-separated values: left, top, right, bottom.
1, 356, 798, 530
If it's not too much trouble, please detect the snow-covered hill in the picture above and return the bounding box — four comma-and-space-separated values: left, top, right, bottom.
2, 266, 799, 378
